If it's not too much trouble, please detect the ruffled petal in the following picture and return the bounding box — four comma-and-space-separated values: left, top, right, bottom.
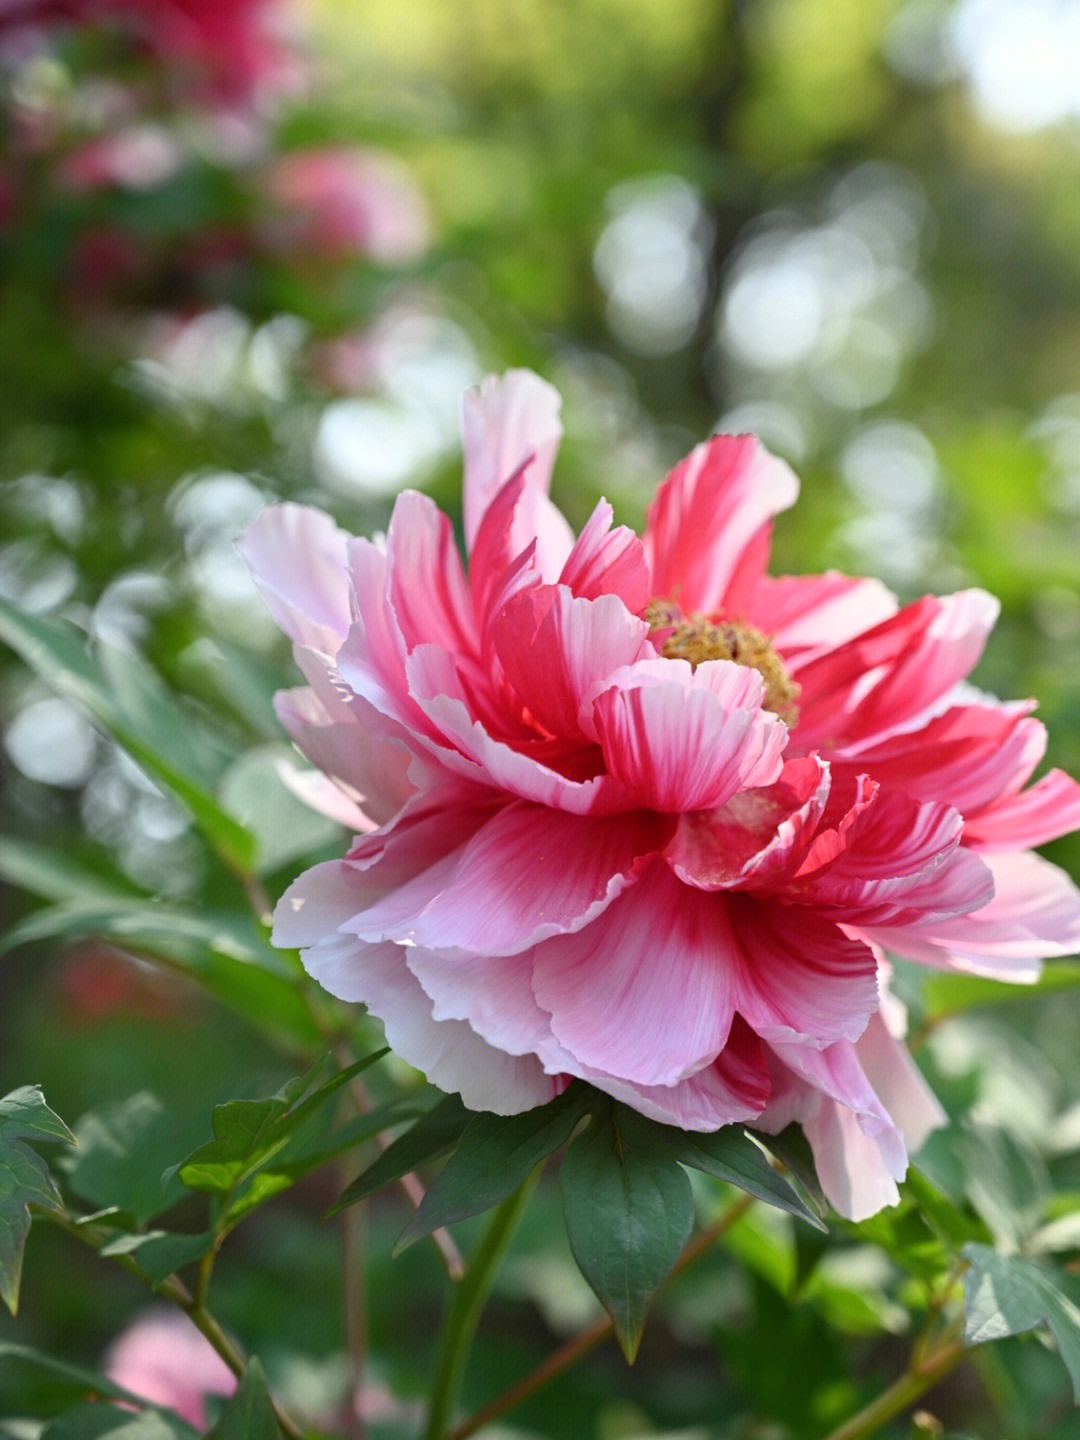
964, 769, 1080, 852
558, 498, 651, 613
385, 491, 478, 656
238, 503, 351, 654
352, 800, 665, 955
530, 861, 738, 1087
643, 434, 799, 616
666, 755, 830, 891
461, 370, 573, 580
492, 585, 651, 743
591, 657, 787, 812
727, 897, 879, 1047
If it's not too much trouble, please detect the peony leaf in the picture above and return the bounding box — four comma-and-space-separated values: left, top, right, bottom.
171, 1052, 386, 1199
627, 1114, 826, 1230
0, 899, 320, 1053
62, 1093, 208, 1227
40, 1405, 199, 1440
0, 1087, 75, 1315
394, 1086, 590, 1252
97, 1230, 215, 1288
0, 597, 255, 872
963, 1244, 1080, 1401
560, 1104, 695, 1362
0, 1339, 149, 1409
330, 1093, 470, 1214
204, 1358, 280, 1440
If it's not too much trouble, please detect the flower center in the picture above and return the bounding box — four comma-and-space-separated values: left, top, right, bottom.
645, 599, 800, 724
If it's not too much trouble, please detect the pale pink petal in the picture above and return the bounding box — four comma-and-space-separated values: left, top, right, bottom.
727, 897, 879, 1047
239, 503, 351, 654
667, 756, 830, 891
461, 371, 573, 579
747, 571, 898, 657
353, 802, 665, 955
558, 498, 651, 613
492, 585, 652, 742
855, 1012, 946, 1156
385, 490, 478, 655
273, 859, 383, 949
591, 658, 787, 812
805, 1097, 903, 1220
530, 861, 737, 1087
964, 769, 1080, 852
643, 434, 799, 616
305, 935, 558, 1112
866, 851, 1080, 979
275, 755, 374, 832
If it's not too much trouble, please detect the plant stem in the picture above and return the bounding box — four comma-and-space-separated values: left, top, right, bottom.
822, 1327, 967, 1440
444, 1190, 756, 1440
424, 1169, 541, 1440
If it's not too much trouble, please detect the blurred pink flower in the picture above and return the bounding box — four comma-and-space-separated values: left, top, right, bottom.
242, 370, 1080, 1220
103, 1308, 236, 1428
264, 147, 431, 264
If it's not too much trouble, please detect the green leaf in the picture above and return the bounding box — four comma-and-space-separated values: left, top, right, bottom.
219, 748, 342, 874
637, 1117, 825, 1230
0, 899, 320, 1053
0, 835, 143, 905
330, 1092, 470, 1214
62, 1094, 208, 1226
395, 1086, 589, 1251
960, 1127, 1048, 1250
205, 1359, 281, 1440
97, 1230, 214, 1287
0, 1087, 75, 1314
41, 1404, 199, 1440
756, 1124, 828, 1216
0, 598, 254, 871
172, 1052, 385, 1199
0, 1340, 148, 1409
963, 1244, 1080, 1400
560, 1105, 695, 1361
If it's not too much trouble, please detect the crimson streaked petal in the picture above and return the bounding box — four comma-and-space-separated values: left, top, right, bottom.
558, 497, 651, 612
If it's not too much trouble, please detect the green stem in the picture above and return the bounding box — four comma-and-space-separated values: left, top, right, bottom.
822, 1326, 967, 1440
424, 1169, 540, 1440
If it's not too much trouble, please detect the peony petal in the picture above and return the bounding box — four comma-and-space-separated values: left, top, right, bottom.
239, 503, 351, 654
727, 897, 879, 1047
865, 850, 1080, 979
530, 861, 737, 1087
643, 434, 799, 616
354, 801, 665, 955
558, 498, 651, 613
855, 1012, 946, 1157
385, 491, 478, 656
794, 590, 1000, 751
461, 370, 573, 580
591, 658, 787, 812
964, 769, 1080, 852
492, 585, 651, 743
747, 571, 898, 658
273, 859, 384, 949
667, 755, 830, 891
304, 935, 558, 1113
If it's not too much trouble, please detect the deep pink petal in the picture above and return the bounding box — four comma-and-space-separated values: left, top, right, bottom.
964, 769, 1080, 852
793, 590, 1000, 750
467, 468, 540, 626
239, 503, 351, 653
591, 658, 787, 812
558, 498, 651, 612
643, 434, 799, 616
727, 897, 879, 1047
530, 861, 738, 1087
461, 370, 573, 579
667, 755, 830, 890
865, 851, 1080, 979
492, 585, 652, 742
747, 571, 898, 657
353, 802, 665, 955
385, 491, 478, 656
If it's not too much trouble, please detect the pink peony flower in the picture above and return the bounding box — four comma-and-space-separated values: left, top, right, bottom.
103, 1308, 236, 1428
242, 371, 1080, 1221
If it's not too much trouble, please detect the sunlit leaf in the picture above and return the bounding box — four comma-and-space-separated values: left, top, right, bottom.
963, 1244, 1080, 1401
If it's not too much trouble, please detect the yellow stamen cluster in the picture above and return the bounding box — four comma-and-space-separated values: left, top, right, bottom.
645, 599, 800, 724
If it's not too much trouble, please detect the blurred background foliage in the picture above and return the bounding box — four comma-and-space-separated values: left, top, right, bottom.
3, 0, 1080, 1437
